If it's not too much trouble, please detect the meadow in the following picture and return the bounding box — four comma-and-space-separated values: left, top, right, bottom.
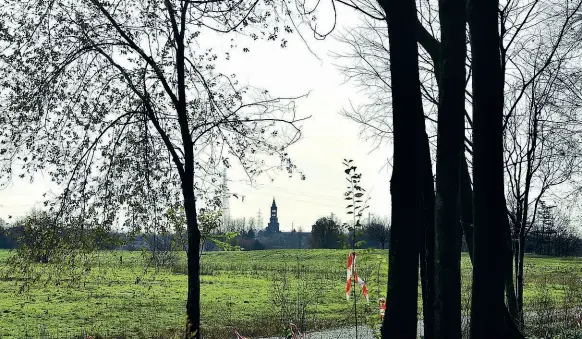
0, 249, 580, 338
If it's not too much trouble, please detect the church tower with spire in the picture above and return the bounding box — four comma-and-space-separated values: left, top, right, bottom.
266, 198, 280, 233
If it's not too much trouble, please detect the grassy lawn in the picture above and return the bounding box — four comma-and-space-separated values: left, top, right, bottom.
0, 249, 580, 338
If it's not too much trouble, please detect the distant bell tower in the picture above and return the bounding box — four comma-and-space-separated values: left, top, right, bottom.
266, 198, 280, 233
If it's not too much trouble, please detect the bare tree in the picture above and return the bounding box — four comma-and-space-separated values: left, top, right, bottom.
329, 3, 440, 337
247, 217, 257, 232
0, 1, 306, 337
331, 0, 582, 334
501, 0, 582, 326
331, 9, 439, 152
365, 216, 390, 249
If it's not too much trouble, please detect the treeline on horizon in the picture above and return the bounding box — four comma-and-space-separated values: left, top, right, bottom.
1, 215, 580, 257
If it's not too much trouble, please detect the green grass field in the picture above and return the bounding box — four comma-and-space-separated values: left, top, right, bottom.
0, 249, 580, 338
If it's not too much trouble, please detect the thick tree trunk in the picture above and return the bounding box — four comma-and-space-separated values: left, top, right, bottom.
433, 0, 466, 336
461, 156, 525, 339
467, 0, 509, 336
384, 173, 421, 338
420, 131, 436, 339
184, 179, 201, 339
379, 0, 425, 337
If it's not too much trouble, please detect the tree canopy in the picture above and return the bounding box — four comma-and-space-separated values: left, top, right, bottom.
0, 0, 309, 336
309, 216, 343, 249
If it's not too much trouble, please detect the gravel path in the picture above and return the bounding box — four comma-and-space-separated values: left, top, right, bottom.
262, 326, 376, 339
260, 309, 580, 339
261, 321, 425, 339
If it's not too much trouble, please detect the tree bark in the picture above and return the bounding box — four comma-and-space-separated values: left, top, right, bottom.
460, 156, 474, 263
420, 130, 436, 339
503, 212, 520, 327
433, 0, 466, 337
467, 0, 509, 336
173, 16, 201, 338
379, 0, 425, 336
505, 246, 520, 329
184, 180, 201, 339
461, 156, 525, 339
516, 231, 526, 327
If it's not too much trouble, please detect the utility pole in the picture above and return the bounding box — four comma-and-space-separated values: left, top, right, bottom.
221, 170, 231, 231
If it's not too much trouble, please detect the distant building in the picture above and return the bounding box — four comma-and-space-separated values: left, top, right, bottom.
265, 198, 280, 233
250, 198, 310, 249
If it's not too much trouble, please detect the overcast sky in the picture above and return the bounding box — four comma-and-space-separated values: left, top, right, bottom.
0, 9, 393, 231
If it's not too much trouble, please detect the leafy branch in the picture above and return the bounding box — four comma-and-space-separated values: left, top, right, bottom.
342, 159, 370, 249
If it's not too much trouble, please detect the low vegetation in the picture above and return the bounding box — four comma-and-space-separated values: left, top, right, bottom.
0, 249, 580, 338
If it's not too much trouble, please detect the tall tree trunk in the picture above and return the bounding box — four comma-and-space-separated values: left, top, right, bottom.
174, 23, 201, 338
512, 214, 527, 327
516, 231, 526, 327
503, 211, 520, 327
467, 0, 509, 336
379, 0, 425, 336
461, 156, 525, 339
512, 230, 519, 295
414, 7, 520, 338
505, 245, 519, 329
420, 131, 436, 339
460, 155, 474, 262
434, 0, 466, 336
184, 180, 201, 338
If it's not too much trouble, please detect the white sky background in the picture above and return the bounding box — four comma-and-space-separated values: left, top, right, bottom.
0, 7, 393, 231
218, 9, 392, 231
